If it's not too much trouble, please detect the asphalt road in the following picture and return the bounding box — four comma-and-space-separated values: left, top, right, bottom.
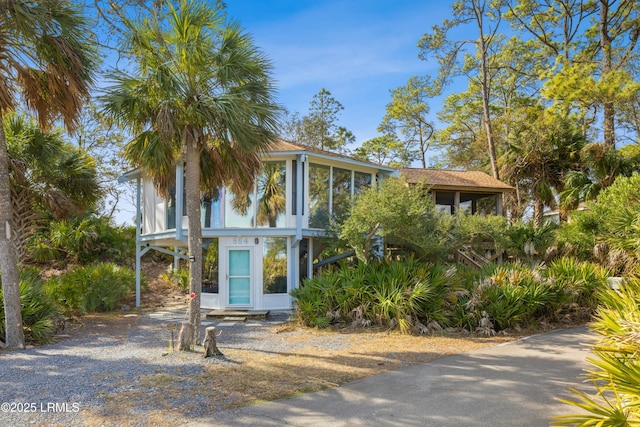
188, 325, 595, 427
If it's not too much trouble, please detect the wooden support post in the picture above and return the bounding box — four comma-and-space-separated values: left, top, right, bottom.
202, 326, 223, 358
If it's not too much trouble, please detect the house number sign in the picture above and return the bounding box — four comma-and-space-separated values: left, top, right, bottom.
232, 237, 250, 245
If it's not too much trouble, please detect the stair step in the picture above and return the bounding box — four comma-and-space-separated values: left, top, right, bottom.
206, 310, 270, 320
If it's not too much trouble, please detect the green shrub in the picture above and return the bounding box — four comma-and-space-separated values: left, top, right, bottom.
557, 174, 640, 268
448, 213, 513, 260
45, 263, 138, 316
467, 263, 568, 332
553, 278, 640, 426
544, 257, 609, 309
339, 177, 446, 262
162, 266, 190, 292
507, 220, 558, 262
291, 258, 452, 333
1, 268, 60, 344
28, 216, 136, 265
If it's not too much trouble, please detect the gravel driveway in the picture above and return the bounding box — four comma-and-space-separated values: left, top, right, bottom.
0, 308, 320, 427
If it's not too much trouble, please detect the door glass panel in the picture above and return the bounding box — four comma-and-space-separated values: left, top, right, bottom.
229, 249, 251, 305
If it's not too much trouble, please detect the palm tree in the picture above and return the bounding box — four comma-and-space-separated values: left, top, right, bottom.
561, 143, 640, 211
0, 1, 98, 349
501, 108, 585, 227
100, 0, 279, 349
5, 114, 100, 261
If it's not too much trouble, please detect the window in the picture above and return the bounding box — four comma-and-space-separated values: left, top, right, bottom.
256, 162, 286, 228
202, 190, 221, 228
354, 171, 372, 196
332, 167, 352, 222
263, 237, 287, 294
308, 163, 330, 228
291, 160, 305, 215
202, 238, 219, 293
224, 191, 254, 228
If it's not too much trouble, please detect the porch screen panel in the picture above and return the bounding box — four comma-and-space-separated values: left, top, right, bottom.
308, 163, 330, 228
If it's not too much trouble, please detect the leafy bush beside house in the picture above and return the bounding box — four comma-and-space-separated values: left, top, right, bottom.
291, 258, 451, 333
340, 177, 447, 262
292, 257, 607, 335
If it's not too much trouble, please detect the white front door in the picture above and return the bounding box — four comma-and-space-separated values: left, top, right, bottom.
227, 247, 253, 307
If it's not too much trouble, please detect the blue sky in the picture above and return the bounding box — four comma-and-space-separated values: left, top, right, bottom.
222, 0, 453, 149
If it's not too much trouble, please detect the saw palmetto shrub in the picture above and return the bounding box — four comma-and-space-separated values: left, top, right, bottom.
544, 257, 609, 310
45, 262, 139, 316
553, 278, 640, 426
463, 263, 566, 332
0, 268, 60, 345
291, 258, 451, 333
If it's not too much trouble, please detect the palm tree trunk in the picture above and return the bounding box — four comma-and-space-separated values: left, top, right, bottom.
533, 199, 545, 229
181, 140, 203, 350
0, 114, 24, 349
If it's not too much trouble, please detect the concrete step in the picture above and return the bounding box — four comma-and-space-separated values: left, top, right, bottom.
205, 309, 270, 320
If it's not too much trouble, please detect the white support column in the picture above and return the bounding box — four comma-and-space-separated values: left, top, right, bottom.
496, 193, 503, 216
454, 191, 461, 216
308, 238, 314, 279
135, 177, 142, 308
173, 247, 180, 272
295, 154, 305, 244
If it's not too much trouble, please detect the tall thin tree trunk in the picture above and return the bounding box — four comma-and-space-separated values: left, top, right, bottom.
599, 0, 615, 148
0, 114, 24, 349
474, 0, 500, 180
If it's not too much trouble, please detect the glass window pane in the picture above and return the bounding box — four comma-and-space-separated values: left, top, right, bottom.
309, 164, 330, 228
263, 237, 287, 294
225, 191, 254, 228
167, 185, 176, 229
292, 160, 305, 215
229, 278, 250, 304
256, 162, 286, 228
354, 172, 372, 196
229, 250, 250, 276
332, 168, 352, 222
202, 238, 219, 294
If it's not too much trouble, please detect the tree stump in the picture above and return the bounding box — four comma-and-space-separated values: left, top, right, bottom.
202, 326, 223, 358
177, 321, 194, 351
